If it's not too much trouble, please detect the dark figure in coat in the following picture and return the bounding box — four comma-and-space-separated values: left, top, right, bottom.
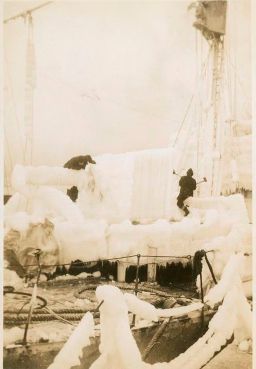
64, 155, 96, 202
177, 168, 196, 216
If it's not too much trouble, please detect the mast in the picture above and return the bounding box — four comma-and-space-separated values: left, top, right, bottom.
191, 1, 227, 196
4, 2, 54, 176
211, 33, 224, 196
24, 12, 36, 166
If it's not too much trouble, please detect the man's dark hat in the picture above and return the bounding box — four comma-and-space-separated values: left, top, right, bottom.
187, 168, 193, 176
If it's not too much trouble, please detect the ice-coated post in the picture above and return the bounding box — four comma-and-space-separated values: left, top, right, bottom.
132, 254, 141, 327
147, 247, 157, 282
36, 250, 42, 284
134, 254, 141, 296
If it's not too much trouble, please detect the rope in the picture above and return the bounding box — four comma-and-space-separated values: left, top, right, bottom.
4, 254, 192, 269
4, 161, 12, 195
142, 317, 172, 360
4, 54, 26, 163
172, 95, 194, 148
4, 313, 97, 324
192, 250, 218, 286
204, 254, 218, 285
43, 307, 77, 326
73, 283, 176, 300
5, 308, 90, 315
4, 129, 14, 176
3, 290, 47, 309
172, 43, 212, 151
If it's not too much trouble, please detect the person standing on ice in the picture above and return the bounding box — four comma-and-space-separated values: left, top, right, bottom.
177, 168, 196, 216
64, 155, 96, 202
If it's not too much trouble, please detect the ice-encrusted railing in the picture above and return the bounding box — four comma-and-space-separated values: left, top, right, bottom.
47, 253, 252, 369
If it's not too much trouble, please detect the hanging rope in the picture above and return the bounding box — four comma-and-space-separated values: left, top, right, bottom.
225, 48, 251, 118
172, 43, 212, 151
172, 94, 194, 148
4, 56, 26, 163
4, 162, 12, 195
4, 130, 14, 194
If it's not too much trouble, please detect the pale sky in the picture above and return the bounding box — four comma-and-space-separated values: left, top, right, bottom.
4, 0, 197, 167
3, 0, 251, 174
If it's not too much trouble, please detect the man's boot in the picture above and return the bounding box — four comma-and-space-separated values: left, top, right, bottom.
183, 206, 190, 216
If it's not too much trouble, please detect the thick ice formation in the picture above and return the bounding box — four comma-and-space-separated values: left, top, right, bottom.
4, 193, 251, 281
198, 224, 252, 295
78, 153, 134, 221
124, 293, 159, 322
5, 187, 85, 224
205, 253, 245, 307
90, 285, 142, 369
124, 292, 203, 320
221, 129, 252, 193
5, 218, 59, 276
4, 268, 24, 289
4, 323, 74, 347
131, 148, 176, 220
12, 164, 87, 190
47, 312, 94, 369
86, 253, 252, 369
54, 220, 108, 263
4, 160, 251, 291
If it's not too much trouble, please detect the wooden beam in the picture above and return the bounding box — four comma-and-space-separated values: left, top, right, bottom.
4, 1, 53, 24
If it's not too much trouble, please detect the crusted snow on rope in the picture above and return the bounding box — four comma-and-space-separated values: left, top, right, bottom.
47, 312, 94, 369
90, 285, 142, 369
124, 292, 203, 320
156, 302, 203, 318
124, 293, 159, 322
205, 253, 244, 307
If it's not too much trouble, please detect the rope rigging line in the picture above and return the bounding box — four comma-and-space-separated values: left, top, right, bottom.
41, 70, 168, 121
4, 55, 26, 163
172, 94, 194, 148
172, 43, 212, 149
4, 161, 12, 195
3, 1, 54, 24
4, 129, 14, 173
4, 254, 192, 269
224, 47, 251, 118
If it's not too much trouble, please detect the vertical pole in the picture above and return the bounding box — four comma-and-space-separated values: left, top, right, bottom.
24, 12, 36, 166
199, 271, 205, 331
134, 254, 141, 296
199, 271, 204, 303
22, 250, 41, 345
132, 254, 141, 326
147, 247, 157, 282
211, 37, 224, 196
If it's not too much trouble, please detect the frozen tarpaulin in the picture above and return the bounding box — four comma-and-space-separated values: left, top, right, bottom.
131, 148, 175, 221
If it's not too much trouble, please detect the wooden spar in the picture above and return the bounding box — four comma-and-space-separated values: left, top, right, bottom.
3, 2, 54, 24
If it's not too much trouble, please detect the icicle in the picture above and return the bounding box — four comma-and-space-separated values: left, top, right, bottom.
47, 312, 94, 369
